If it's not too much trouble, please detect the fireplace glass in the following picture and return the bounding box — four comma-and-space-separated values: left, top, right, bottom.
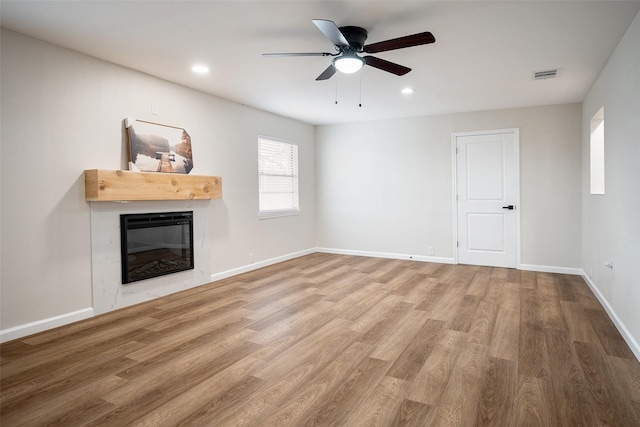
120, 211, 194, 284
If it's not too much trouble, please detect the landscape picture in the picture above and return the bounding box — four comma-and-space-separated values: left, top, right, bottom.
126, 120, 193, 174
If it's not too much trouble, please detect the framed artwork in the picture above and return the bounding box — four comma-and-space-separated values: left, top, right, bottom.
125, 119, 193, 174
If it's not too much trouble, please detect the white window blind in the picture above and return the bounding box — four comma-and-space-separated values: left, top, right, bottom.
258, 138, 299, 216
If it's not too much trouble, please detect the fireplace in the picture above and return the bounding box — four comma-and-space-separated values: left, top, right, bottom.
120, 211, 194, 284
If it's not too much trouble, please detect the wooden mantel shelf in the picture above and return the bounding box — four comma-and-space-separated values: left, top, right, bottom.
85, 169, 222, 201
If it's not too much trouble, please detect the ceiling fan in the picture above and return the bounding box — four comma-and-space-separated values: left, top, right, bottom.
263, 19, 436, 81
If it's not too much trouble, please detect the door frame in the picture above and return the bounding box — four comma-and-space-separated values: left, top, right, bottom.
451, 128, 521, 268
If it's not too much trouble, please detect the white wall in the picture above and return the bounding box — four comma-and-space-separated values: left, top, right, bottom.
581, 10, 640, 355
0, 29, 315, 333
316, 103, 582, 270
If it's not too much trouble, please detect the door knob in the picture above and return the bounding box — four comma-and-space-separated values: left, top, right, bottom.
502, 205, 515, 210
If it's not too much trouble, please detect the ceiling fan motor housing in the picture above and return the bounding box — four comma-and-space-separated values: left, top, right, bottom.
339, 26, 368, 51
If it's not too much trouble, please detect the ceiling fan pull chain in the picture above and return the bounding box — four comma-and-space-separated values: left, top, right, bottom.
359, 73, 362, 108
335, 74, 338, 105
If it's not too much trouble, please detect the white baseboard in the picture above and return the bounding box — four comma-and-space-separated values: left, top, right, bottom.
316, 248, 584, 275
580, 270, 640, 362
518, 263, 582, 275
0, 307, 94, 343
210, 248, 317, 283
315, 247, 456, 264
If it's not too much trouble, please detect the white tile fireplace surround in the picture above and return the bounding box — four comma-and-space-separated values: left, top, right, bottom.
89, 200, 211, 315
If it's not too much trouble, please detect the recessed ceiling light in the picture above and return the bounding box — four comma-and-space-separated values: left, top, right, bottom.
191, 64, 209, 75
401, 87, 415, 94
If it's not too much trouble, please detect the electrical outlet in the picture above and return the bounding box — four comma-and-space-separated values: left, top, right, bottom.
249, 252, 254, 263
427, 247, 434, 256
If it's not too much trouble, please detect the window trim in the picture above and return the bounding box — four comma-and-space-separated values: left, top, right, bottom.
257, 136, 300, 218
590, 106, 605, 195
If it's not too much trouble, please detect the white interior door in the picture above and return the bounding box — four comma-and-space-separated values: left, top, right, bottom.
455, 130, 518, 268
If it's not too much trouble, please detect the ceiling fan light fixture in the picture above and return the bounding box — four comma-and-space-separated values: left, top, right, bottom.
334, 55, 364, 74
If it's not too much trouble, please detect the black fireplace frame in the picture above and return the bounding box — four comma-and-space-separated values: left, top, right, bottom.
120, 211, 194, 284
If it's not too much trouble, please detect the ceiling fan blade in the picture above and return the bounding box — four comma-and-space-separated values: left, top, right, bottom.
312, 19, 350, 47
363, 31, 435, 54
316, 64, 337, 81
363, 56, 411, 76
262, 52, 333, 57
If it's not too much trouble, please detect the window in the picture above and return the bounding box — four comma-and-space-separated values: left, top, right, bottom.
258, 137, 299, 217
590, 107, 605, 194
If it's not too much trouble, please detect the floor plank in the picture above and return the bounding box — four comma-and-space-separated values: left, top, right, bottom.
475, 356, 518, 426
515, 376, 555, 426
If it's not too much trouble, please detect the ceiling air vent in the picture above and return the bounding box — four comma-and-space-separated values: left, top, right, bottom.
533, 69, 558, 80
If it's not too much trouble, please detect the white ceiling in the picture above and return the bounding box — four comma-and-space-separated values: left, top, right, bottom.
2, 1, 639, 125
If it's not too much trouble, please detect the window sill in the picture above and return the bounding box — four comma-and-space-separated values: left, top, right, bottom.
258, 210, 300, 220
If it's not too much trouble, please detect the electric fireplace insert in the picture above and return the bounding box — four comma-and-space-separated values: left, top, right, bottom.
120, 211, 194, 284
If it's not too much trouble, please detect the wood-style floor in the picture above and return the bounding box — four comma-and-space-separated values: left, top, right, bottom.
2, 253, 639, 426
